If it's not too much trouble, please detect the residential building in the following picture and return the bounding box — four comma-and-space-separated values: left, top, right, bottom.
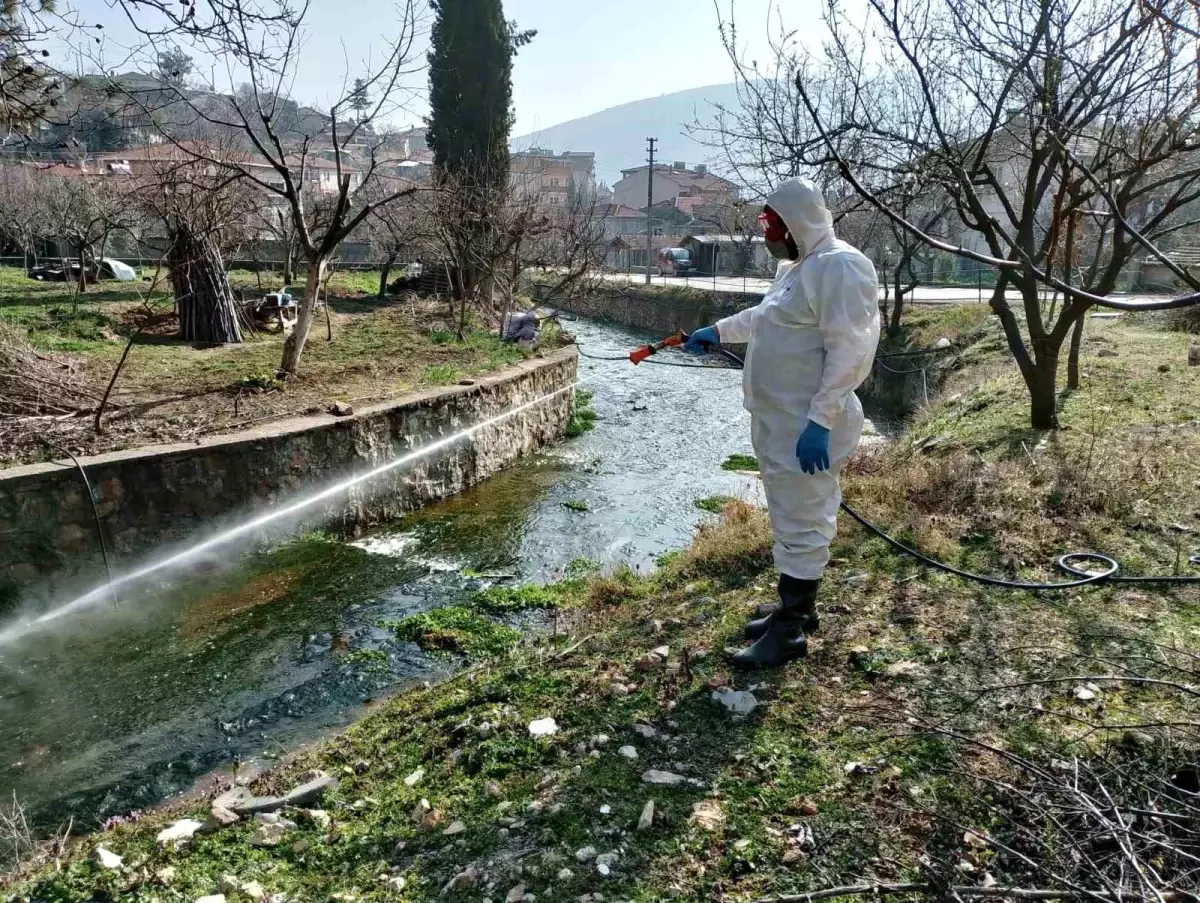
512, 149, 573, 210
612, 162, 738, 211
598, 203, 644, 238
511, 148, 597, 211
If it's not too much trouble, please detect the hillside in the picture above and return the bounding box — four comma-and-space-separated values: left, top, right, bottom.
512, 82, 743, 186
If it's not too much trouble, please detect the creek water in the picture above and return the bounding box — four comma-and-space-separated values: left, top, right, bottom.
0, 317, 767, 830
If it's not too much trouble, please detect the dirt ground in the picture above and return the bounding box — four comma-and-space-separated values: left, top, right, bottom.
0, 268, 539, 467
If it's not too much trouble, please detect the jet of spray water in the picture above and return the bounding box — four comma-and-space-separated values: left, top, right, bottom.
0, 384, 577, 649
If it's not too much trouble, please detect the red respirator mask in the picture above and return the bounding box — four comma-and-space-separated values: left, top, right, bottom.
758, 208, 788, 243
758, 208, 796, 260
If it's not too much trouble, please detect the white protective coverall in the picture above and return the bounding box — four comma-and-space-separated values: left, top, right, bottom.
715, 180, 880, 580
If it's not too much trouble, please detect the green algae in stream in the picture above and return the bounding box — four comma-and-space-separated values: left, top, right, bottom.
721, 453, 759, 472
380, 607, 520, 657
472, 583, 562, 613
565, 388, 597, 438
695, 494, 736, 513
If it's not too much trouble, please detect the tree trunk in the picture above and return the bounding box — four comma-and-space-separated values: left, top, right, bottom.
170, 223, 244, 344
889, 269, 906, 336
280, 257, 326, 376
77, 244, 88, 294
1063, 213, 1082, 391
1028, 354, 1060, 429
1067, 313, 1085, 391
378, 253, 398, 299
988, 275, 1060, 428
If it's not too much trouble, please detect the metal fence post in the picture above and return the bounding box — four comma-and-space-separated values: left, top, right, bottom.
977, 269, 982, 304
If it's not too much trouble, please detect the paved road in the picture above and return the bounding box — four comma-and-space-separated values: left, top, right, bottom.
599, 271, 1167, 307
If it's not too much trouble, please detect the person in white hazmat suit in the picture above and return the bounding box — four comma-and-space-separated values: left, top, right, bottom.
684, 178, 880, 668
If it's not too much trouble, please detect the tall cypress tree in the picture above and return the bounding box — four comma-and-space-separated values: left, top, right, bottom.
426, 0, 532, 187
426, 0, 533, 310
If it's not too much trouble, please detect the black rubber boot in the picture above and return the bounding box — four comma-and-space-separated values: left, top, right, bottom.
732, 577, 820, 669
745, 576, 820, 640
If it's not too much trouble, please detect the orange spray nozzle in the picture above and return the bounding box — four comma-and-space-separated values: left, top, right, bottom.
628, 330, 687, 365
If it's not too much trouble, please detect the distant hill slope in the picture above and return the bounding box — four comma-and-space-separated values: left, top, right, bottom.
512, 83, 743, 186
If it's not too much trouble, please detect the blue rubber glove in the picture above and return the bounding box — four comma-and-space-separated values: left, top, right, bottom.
683, 325, 720, 354
796, 420, 831, 474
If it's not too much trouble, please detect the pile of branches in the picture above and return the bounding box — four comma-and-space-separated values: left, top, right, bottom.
0, 323, 99, 418
894, 638, 1200, 903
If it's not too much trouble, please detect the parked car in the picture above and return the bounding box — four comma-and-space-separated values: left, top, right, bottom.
657, 247, 697, 276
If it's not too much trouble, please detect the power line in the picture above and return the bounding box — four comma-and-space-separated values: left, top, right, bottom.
645, 136, 657, 287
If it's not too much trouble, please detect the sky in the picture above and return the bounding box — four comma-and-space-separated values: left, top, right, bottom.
60, 0, 787, 134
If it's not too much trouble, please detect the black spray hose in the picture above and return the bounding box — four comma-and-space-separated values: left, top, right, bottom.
575, 340, 1200, 590
41, 440, 119, 604
839, 501, 1200, 589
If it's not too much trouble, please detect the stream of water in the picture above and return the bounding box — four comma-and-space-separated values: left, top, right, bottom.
0, 317, 765, 829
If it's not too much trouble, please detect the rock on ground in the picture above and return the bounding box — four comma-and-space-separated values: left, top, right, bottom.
157, 818, 205, 848
91, 845, 123, 870
637, 800, 656, 832
711, 687, 759, 715
441, 867, 479, 895
249, 823, 289, 847
642, 769, 687, 785
690, 799, 726, 831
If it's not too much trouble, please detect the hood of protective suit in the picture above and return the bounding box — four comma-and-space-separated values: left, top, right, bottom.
765, 179, 834, 257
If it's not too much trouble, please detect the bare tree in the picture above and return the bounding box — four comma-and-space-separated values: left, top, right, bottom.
38, 168, 136, 295
131, 144, 256, 343
100, 0, 427, 375
876, 175, 954, 336
364, 177, 431, 298
716, 0, 1200, 427
524, 189, 612, 304
0, 165, 48, 266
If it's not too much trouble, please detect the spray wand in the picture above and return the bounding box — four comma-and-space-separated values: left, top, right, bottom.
627, 329, 688, 365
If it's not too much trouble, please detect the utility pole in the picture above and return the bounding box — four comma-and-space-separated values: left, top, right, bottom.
645, 136, 657, 285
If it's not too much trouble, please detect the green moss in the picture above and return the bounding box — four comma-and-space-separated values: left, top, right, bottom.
720, 453, 759, 472
563, 557, 600, 580
380, 607, 520, 658
471, 584, 561, 613
343, 649, 389, 670
562, 499, 589, 512
695, 494, 736, 513
565, 388, 598, 438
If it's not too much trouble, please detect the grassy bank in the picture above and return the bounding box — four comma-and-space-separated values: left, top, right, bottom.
0, 267, 548, 466
4, 310, 1198, 902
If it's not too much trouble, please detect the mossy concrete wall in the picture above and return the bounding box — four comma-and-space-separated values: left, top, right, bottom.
0, 348, 577, 606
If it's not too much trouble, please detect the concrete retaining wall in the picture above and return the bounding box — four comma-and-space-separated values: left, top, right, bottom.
536, 283, 763, 337
0, 348, 578, 607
